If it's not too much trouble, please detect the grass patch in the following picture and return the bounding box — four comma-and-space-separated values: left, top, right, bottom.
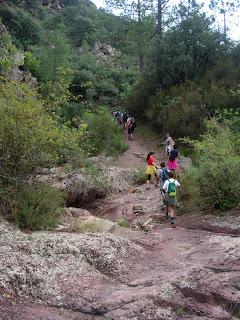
117, 217, 129, 228
175, 306, 188, 317
70, 220, 105, 233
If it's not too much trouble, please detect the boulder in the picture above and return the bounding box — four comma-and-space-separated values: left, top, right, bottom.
30, 160, 138, 206
64, 207, 91, 219
59, 207, 116, 234
91, 41, 118, 63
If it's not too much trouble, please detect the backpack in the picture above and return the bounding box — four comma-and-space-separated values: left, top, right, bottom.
161, 168, 169, 183
122, 113, 128, 121
167, 179, 176, 197
169, 149, 178, 161
132, 120, 137, 129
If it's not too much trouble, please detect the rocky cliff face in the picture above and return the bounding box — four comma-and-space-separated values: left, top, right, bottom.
92, 41, 115, 59
42, 0, 63, 11
10, 53, 37, 86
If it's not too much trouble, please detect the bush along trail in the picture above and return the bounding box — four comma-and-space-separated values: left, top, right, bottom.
0, 123, 240, 320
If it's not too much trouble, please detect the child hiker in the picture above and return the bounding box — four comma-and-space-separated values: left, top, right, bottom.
163, 170, 181, 225
145, 152, 159, 189
158, 162, 169, 212
168, 144, 180, 174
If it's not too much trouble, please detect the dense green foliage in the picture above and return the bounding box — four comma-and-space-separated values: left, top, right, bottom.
83, 107, 128, 156
4, 183, 65, 230
125, 2, 240, 137
180, 119, 240, 211
0, 5, 42, 48
0, 81, 84, 178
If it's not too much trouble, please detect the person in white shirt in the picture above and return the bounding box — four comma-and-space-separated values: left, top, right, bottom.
163, 170, 181, 225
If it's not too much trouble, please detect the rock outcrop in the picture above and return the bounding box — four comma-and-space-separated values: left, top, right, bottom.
56, 207, 117, 233
92, 41, 115, 59
42, 0, 63, 11
31, 160, 140, 207
88, 40, 123, 67
10, 53, 37, 86
0, 218, 239, 320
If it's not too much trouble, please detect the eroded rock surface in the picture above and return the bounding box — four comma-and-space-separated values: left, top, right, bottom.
0, 213, 240, 320
31, 160, 140, 207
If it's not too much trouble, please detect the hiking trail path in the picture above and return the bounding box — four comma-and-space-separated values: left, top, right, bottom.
84, 131, 240, 320
0, 131, 239, 320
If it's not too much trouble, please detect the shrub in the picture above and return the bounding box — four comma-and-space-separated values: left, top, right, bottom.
83, 107, 128, 156
0, 80, 85, 178
117, 218, 129, 228
133, 166, 147, 184
3, 183, 65, 230
24, 51, 40, 77
180, 119, 240, 211
0, 31, 16, 74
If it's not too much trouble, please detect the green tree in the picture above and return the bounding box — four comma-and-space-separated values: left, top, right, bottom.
106, 0, 154, 73
156, 0, 170, 38
0, 5, 42, 48
37, 29, 72, 83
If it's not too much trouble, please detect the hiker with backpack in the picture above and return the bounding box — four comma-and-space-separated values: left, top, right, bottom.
127, 117, 137, 140
163, 170, 181, 225
146, 152, 159, 189
168, 144, 180, 172
122, 112, 128, 130
158, 162, 169, 211
114, 111, 122, 126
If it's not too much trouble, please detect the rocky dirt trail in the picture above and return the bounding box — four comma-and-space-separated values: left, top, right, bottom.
0, 132, 239, 320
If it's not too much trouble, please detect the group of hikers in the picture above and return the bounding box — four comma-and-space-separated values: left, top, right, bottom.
146, 134, 180, 225
112, 112, 180, 225
113, 111, 137, 140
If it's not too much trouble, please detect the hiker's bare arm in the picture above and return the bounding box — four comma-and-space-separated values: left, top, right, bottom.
153, 162, 159, 169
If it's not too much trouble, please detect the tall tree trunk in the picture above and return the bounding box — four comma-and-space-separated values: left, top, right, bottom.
138, 50, 144, 73
137, 0, 144, 73
157, 0, 163, 38
223, 10, 227, 42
